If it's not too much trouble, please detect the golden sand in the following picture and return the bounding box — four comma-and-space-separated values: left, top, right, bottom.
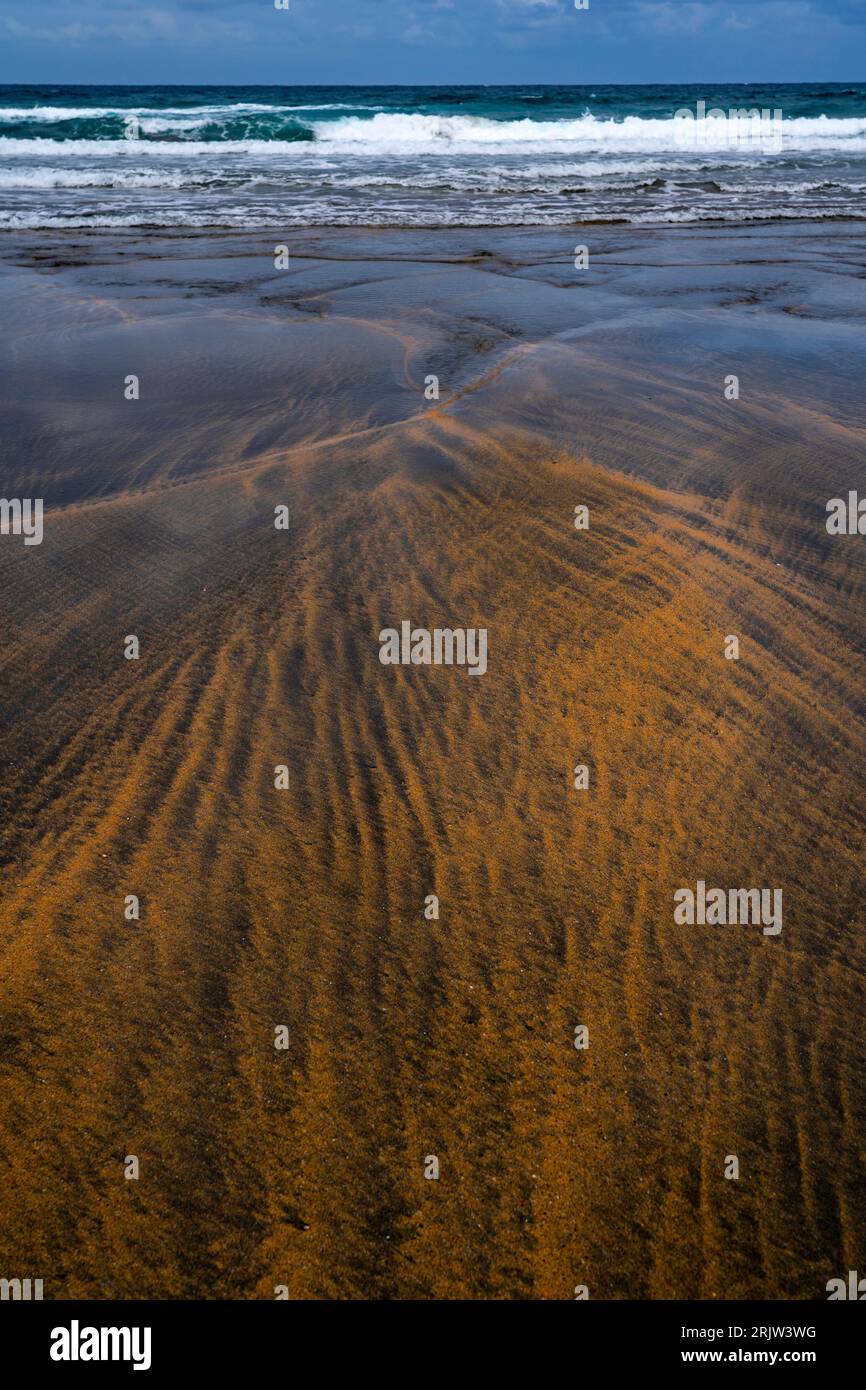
0, 227, 864, 1298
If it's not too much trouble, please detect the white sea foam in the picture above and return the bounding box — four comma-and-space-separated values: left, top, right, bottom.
0, 204, 856, 230
0, 101, 379, 121
2, 102, 864, 228
0, 167, 217, 189
312, 111, 866, 154
1, 111, 866, 156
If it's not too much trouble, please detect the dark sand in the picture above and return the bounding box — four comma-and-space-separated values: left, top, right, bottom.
0, 224, 865, 1298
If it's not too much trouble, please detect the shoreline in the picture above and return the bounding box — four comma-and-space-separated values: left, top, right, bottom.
4, 212, 866, 233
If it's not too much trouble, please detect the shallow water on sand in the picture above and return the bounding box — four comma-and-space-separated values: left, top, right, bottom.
0, 223, 864, 1298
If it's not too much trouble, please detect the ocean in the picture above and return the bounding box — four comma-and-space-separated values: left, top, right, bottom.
1, 83, 865, 228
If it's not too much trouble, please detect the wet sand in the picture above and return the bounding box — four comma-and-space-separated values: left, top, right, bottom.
0, 223, 864, 1299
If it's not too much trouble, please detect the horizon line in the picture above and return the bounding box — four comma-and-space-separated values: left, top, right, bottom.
1, 79, 864, 89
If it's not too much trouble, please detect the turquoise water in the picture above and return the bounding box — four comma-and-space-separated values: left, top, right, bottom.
1, 83, 865, 226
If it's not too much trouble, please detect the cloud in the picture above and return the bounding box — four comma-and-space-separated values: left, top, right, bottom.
628, 0, 865, 40
0, 0, 863, 78
4, 6, 255, 45
630, 1, 715, 37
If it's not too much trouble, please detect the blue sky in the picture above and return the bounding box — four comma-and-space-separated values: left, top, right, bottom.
0, 0, 864, 86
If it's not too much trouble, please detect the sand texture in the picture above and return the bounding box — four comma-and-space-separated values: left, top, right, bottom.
0, 225, 864, 1299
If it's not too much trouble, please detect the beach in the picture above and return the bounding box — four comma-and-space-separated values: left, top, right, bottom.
0, 222, 864, 1297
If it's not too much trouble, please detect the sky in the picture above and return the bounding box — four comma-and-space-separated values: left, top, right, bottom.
0, 0, 864, 87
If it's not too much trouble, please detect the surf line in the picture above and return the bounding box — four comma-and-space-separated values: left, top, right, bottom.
378, 621, 487, 676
